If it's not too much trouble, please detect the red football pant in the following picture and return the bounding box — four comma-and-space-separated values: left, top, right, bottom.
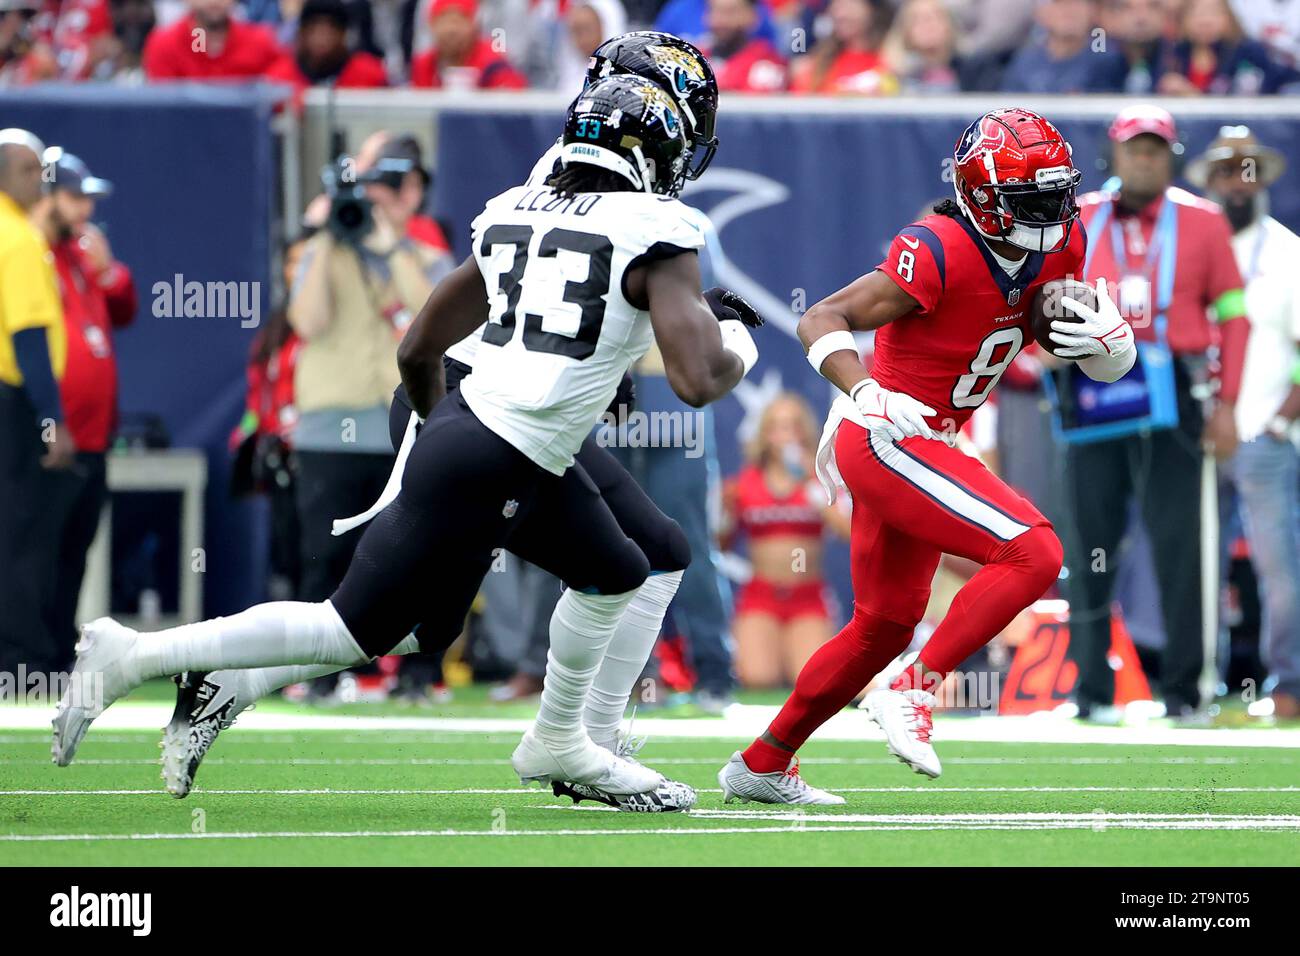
747, 422, 1062, 768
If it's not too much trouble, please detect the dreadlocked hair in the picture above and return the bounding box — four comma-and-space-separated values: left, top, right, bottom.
546, 164, 636, 199
933, 198, 963, 218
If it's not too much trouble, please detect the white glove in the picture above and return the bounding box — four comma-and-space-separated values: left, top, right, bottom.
719, 319, 759, 376
850, 378, 937, 442
1054, 277, 1137, 383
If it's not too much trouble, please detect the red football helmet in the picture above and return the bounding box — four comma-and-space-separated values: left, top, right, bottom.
952, 108, 1082, 253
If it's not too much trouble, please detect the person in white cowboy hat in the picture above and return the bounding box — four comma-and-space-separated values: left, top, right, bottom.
1189, 125, 1300, 720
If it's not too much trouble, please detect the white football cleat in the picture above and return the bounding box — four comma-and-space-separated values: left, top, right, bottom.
862, 687, 941, 778
161, 670, 256, 798
551, 778, 698, 812
717, 751, 845, 805
512, 729, 663, 794
551, 729, 696, 811
52, 618, 143, 767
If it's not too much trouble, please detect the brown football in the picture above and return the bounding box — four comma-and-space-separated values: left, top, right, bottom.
1030, 279, 1096, 357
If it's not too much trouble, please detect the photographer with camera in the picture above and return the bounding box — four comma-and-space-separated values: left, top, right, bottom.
289, 133, 452, 612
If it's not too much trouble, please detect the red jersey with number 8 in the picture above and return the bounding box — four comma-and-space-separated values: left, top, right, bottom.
873, 210, 1086, 428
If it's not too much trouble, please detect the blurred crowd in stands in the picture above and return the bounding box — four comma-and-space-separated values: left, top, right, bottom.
3, 0, 1300, 95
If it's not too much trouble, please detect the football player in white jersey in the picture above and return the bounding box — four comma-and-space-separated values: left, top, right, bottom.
154, 33, 749, 812
54, 75, 760, 806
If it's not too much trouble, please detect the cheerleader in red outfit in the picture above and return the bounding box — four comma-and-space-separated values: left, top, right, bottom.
722, 393, 851, 688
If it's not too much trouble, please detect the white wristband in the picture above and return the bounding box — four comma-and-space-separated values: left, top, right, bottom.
806, 330, 858, 374
1077, 344, 1136, 384
719, 319, 759, 376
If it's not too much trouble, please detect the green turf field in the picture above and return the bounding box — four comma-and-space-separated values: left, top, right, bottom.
3, 685, 1298, 866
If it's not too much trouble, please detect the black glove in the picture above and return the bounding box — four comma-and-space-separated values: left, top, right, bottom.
606, 371, 636, 417
703, 287, 764, 328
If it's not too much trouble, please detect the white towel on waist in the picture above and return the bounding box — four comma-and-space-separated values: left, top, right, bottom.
330, 410, 420, 536
814, 393, 870, 506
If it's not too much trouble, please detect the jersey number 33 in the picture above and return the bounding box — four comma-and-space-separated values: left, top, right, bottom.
479, 224, 612, 361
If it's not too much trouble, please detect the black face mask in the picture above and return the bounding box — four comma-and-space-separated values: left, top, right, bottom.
1222, 194, 1258, 232
1005, 188, 1078, 225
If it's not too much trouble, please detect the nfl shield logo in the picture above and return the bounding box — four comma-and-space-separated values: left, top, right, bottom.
1007, 288, 1022, 307
502, 499, 518, 518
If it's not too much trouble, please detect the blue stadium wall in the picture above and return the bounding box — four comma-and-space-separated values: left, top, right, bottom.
0, 85, 281, 617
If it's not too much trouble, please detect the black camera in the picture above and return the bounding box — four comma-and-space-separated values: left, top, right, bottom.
320, 156, 414, 244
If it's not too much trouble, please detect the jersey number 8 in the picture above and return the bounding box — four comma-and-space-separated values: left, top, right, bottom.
896, 250, 916, 283
952, 327, 1024, 409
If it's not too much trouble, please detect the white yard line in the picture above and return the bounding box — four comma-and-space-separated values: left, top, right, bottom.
0, 733, 527, 746
4, 811, 1300, 842
2, 786, 1297, 797
2, 754, 1295, 769
3, 702, 1299, 748
686, 811, 1300, 827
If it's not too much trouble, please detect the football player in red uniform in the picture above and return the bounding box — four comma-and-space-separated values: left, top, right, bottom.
719, 108, 1139, 804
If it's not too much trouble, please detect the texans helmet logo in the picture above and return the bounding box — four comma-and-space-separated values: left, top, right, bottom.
957, 119, 1006, 164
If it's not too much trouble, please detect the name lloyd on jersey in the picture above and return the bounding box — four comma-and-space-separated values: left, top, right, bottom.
513, 187, 603, 217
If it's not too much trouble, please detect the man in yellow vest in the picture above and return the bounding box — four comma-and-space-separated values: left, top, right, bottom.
0, 128, 69, 673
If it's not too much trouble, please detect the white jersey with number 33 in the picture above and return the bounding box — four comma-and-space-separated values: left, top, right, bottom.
444, 143, 563, 369
460, 184, 705, 475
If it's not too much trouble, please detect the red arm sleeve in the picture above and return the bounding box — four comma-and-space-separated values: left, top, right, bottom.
1218, 317, 1249, 403
1205, 211, 1246, 308
100, 262, 137, 329
876, 224, 945, 313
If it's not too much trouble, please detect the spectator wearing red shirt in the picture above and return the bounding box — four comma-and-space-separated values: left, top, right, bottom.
409, 0, 526, 90
705, 0, 787, 92
1063, 106, 1249, 723
31, 149, 136, 666
790, 0, 898, 94
31, 0, 111, 79
265, 0, 387, 108
143, 0, 281, 80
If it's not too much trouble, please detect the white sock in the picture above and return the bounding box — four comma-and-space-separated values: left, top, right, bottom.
133, 601, 367, 682
584, 571, 682, 751
534, 589, 637, 748
233, 632, 421, 705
